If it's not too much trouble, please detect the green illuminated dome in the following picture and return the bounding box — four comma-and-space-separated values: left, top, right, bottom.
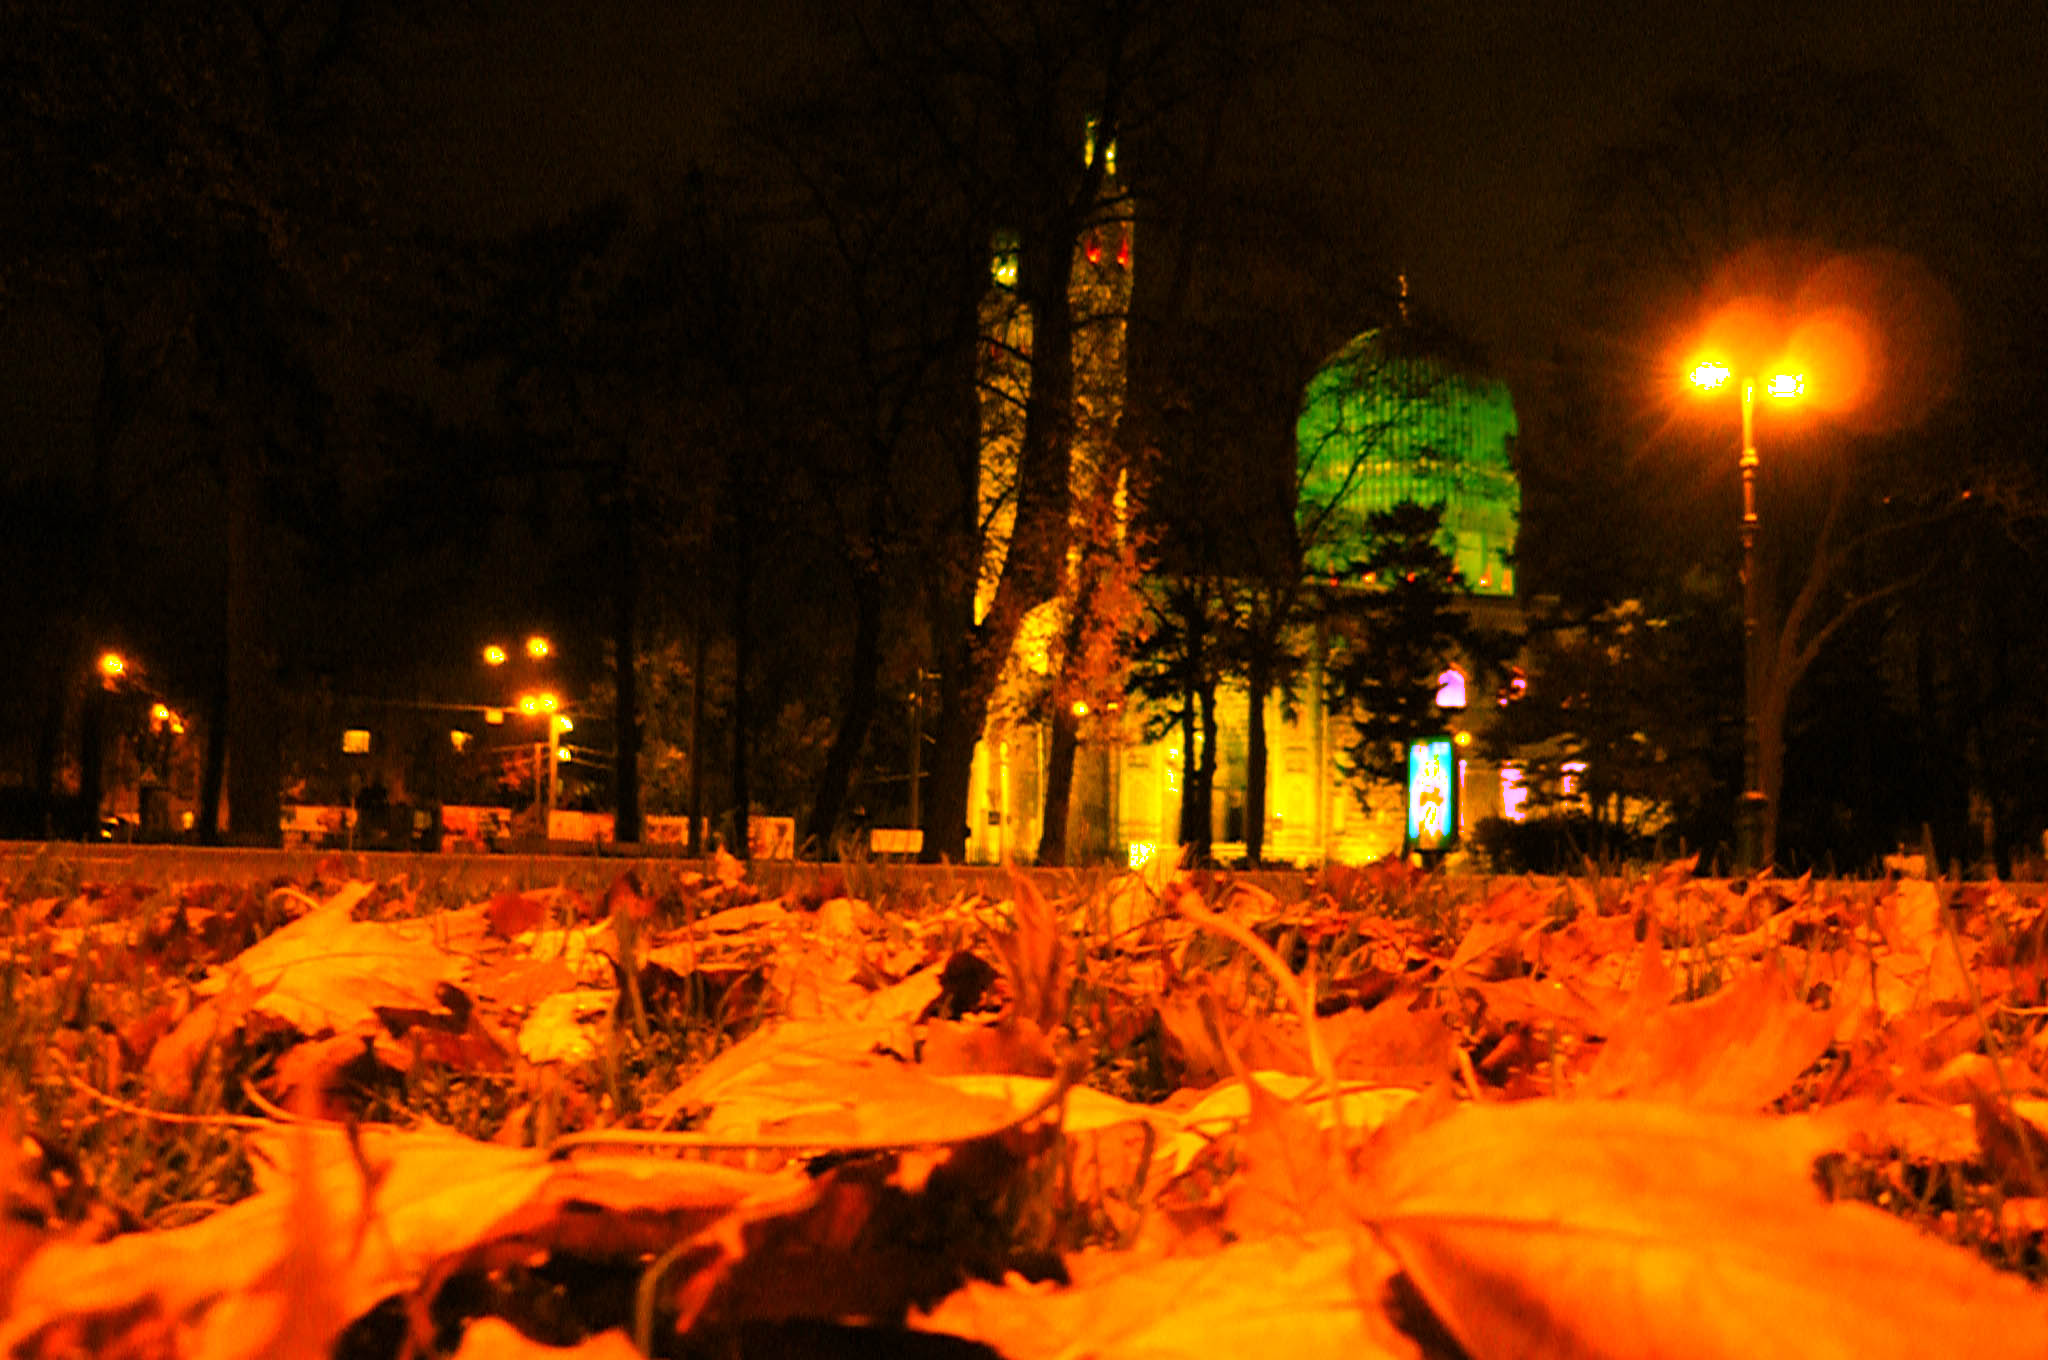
1295, 330, 1520, 596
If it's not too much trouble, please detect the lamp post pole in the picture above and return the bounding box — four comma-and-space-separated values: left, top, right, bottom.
1736, 378, 1767, 873
547, 717, 560, 821
1691, 359, 1801, 874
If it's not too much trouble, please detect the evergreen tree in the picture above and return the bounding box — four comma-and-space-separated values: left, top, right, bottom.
1324, 502, 1479, 803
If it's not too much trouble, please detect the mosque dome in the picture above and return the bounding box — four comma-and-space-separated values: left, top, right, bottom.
1294, 329, 1521, 597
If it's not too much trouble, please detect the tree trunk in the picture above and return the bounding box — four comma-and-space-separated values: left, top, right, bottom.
688, 613, 707, 857
922, 644, 989, 863
610, 478, 642, 844
805, 568, 884, 855
1244, 641, 1271, 866
1037, 702, 1079, 865
198, 664, 228, 844
1192, 679, 1219, 863
1176, 698, 1199, 848
729, 531, 753, 859
922, 226, 1079, 862
1039, 562, 1107, 866
224, 441, 280, 846
78, 684, 106, 841
1756, 673, 1787, 871
32, 666, 64, 826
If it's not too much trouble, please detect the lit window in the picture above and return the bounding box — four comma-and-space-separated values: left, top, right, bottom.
1501, 766, 1528, 823
342, 729, 371, 755
1128, 841, 1155, 870
1435, 668, 1467, 709
991, 230, 1019, 287
1561, 760, 1587, 797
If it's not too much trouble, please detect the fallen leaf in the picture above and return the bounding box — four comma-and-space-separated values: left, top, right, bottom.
485, 890, 548, 940
451, 1319, 645, 1359
2, 1126, 813, 1357
1581, 961, 1835, 1109
916, 1229, 1415, 1359
1362, 1098, 2048, 1360
516, 990, 616, 1066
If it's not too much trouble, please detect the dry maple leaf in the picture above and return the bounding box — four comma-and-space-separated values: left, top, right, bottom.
915, 1228, 1417, 1360
1580, 960, 1836, 1110
1360, 1098, 2048, 1360
1, 1126, 814, 1357
987, 881, 1072, 1036
450, 1318, 644, 1359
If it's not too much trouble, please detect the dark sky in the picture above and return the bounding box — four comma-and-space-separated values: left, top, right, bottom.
394, 0, 2045, 380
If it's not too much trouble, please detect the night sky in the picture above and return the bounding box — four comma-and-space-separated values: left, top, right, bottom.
386, 0, 2048, 378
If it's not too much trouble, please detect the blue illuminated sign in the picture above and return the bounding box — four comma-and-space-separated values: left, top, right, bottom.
1406, 737, 1458, 852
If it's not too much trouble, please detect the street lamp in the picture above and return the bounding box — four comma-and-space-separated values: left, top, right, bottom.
1690, 358, 1804, 872
516, 691, 565, 822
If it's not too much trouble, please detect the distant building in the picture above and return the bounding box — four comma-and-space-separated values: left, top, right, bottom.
962, 138, 1523, 866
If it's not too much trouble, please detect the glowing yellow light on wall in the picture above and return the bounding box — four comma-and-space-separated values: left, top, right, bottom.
1128, 841, 1155, 870
482, 644, 508, 666
98, 651, 126, 680
1690, 360, 1732, 391
525, 635, 552, 661
1766, 372, 1805, 399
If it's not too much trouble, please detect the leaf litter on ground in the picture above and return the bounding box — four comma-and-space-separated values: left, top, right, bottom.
5, 854, 2048, 1356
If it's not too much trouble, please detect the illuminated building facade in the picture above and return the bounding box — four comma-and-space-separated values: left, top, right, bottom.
961, 137, 1523, 866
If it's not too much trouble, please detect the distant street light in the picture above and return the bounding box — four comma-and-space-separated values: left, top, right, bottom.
98, 651, 126, 686
526, 635, 552, 661
516, 692, 567, 821
1690, 358, 1805, 872
482, 644, 508, 667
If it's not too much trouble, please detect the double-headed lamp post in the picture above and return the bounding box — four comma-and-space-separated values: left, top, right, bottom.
1690, 360, 1804, 872
516, 691, 569, 821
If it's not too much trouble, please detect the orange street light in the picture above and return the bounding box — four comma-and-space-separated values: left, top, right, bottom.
1689, 355, 1805, 871
525, 635, 552, 661
482, 644, 508, 667
516, 692, 564, 818
98, 651, 126, 684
